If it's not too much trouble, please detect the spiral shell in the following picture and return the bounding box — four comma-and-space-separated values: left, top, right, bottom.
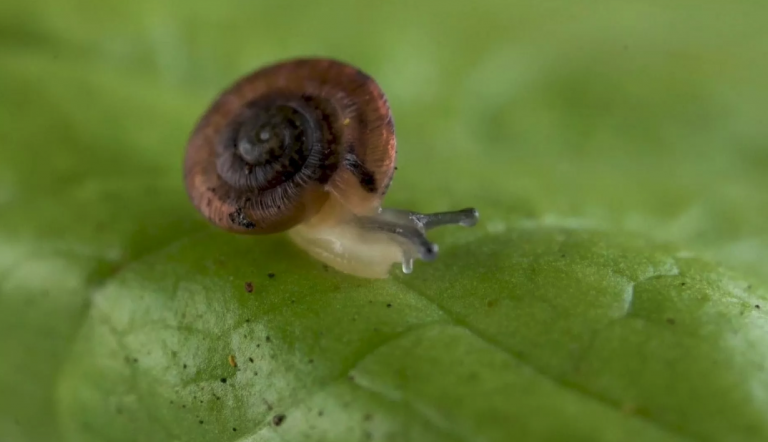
183, 58, 396, 234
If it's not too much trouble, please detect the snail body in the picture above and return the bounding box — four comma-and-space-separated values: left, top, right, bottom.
184, 58, 477, 278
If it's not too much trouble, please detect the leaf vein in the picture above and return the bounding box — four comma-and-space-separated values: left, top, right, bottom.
392, 277, 697, 442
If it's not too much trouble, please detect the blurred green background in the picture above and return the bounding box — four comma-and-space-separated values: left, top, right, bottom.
1, 0, 768, 441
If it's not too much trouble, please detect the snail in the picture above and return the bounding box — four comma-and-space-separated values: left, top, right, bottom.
183, 57, 478, 279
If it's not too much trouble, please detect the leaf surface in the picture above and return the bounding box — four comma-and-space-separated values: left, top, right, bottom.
1, 1, 767, 441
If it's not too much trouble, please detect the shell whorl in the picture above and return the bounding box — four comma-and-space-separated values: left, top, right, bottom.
216, 94, 338, 192
183, 58, 397, 235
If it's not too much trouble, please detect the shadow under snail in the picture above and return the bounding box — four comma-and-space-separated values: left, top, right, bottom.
183, 57, 479, 278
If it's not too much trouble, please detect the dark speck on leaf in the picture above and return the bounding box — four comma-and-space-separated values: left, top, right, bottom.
318, 410, 324, 417
220, 378, 227, 384
561, 254, 566, 258
182, 405, 186, 408
245, 282, 254, 293
245, 318, 250, 323
681, 282, 686, 287
273, 414, 286, 426
132, 358, 138, 364
266, 336, 271, 343
666, 318, 676, 325
309, 359, 314, 364
249, 357, 254, 363
233, 428, 237, 432
268, 272, 275, 279
348, 375, 355, 381
183, 363, 187, 369
756, 305, 761, 309
364, 413, 373, 421
386, 303, 392, 308
170, 400, 174, 405
322, 264, 330, 271
199, 420, 203, 425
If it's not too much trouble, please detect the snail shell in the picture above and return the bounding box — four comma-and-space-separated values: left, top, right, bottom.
184, 57, 477, 278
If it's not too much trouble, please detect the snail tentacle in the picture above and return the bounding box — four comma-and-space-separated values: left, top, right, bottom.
378, 207, 480, 230
354, 214, 438, 262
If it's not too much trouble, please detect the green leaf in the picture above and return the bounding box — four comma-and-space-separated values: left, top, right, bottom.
2, 1, 768, 442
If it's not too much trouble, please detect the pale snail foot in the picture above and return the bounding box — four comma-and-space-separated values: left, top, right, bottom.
288, 207, 479, 279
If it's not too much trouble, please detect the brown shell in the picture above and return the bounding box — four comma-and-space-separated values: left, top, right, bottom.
183, 58, 397, 235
